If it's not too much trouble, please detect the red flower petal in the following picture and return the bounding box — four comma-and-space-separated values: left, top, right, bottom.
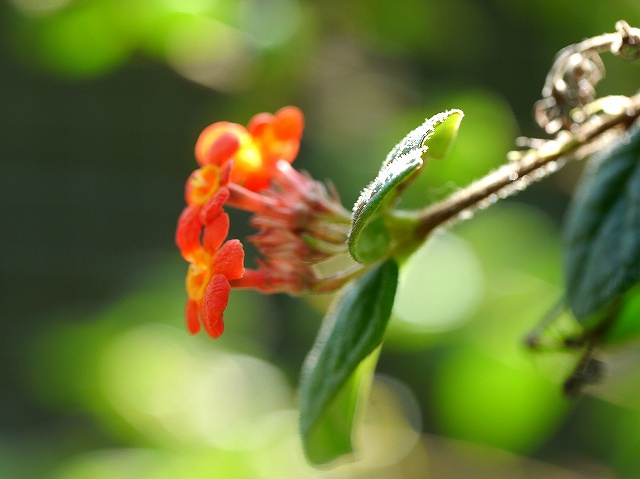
176, 205, 203, 261
247, 112, 275, 137
195, 122, 247, 166
274, 106, 304, 142
202, 274, 231, 338
202, 213, 230, 254
185, 165, 221, 206
185, 299, 201, 334
248, 107, 303, 168
206, 131, 241, 166
212, 239, 245, 280
200, 186, 230, 225
207, 316, 224, 338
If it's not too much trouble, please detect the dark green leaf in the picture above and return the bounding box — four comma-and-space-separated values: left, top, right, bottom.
349, 110, 463, 263
564, 119, 640, 322
299, 259, 399, 464
300, 347, 380, 465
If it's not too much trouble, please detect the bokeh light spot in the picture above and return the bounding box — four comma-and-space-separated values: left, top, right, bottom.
394, 231, 484, 333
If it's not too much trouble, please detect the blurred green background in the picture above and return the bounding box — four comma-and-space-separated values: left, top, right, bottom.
2, 0, 640, 477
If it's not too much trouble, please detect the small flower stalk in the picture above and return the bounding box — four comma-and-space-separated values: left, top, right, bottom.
176, 107, 354, 338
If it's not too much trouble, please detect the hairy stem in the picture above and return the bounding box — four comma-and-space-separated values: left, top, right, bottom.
415, 94, 640, 242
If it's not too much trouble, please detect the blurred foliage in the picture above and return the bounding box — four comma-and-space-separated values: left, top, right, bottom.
2, 0, 640, 477
563, 121, 640, 323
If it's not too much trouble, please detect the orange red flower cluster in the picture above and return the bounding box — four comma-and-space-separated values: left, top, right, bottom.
176, 107, 352, 339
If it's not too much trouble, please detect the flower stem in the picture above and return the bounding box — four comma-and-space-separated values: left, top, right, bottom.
414, 93, 640, 242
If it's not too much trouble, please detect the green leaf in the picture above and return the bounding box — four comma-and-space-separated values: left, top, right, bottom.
299, 259, 399, 464
602, 284, 640, 344
350, 215, 391, 264
349, 110, 464, 263
349, 151, 423, 263
563, 119, 640, 322
300, 346, 381, 465
422, 109, 464, 159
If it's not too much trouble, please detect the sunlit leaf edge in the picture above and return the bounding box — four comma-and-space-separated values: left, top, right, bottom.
349, 110, 463, 263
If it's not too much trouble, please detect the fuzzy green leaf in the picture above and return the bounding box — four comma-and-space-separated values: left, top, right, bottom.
422, 109, 464, 159
299, 259, 399, 464
564, 119, 640, 323
349, 110, 464, 263
350, 214, 391, 264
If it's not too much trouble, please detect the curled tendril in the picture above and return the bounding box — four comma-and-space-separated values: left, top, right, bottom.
535, 20, 640, 134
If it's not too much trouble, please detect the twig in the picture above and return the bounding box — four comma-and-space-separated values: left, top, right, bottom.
415, 94, 640, 241
536, 20, 640, 133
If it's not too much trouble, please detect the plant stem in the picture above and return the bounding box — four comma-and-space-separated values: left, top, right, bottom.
414, 94, 640, 242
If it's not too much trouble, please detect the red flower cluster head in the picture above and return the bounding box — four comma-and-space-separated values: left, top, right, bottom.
176, 107, 353, 338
